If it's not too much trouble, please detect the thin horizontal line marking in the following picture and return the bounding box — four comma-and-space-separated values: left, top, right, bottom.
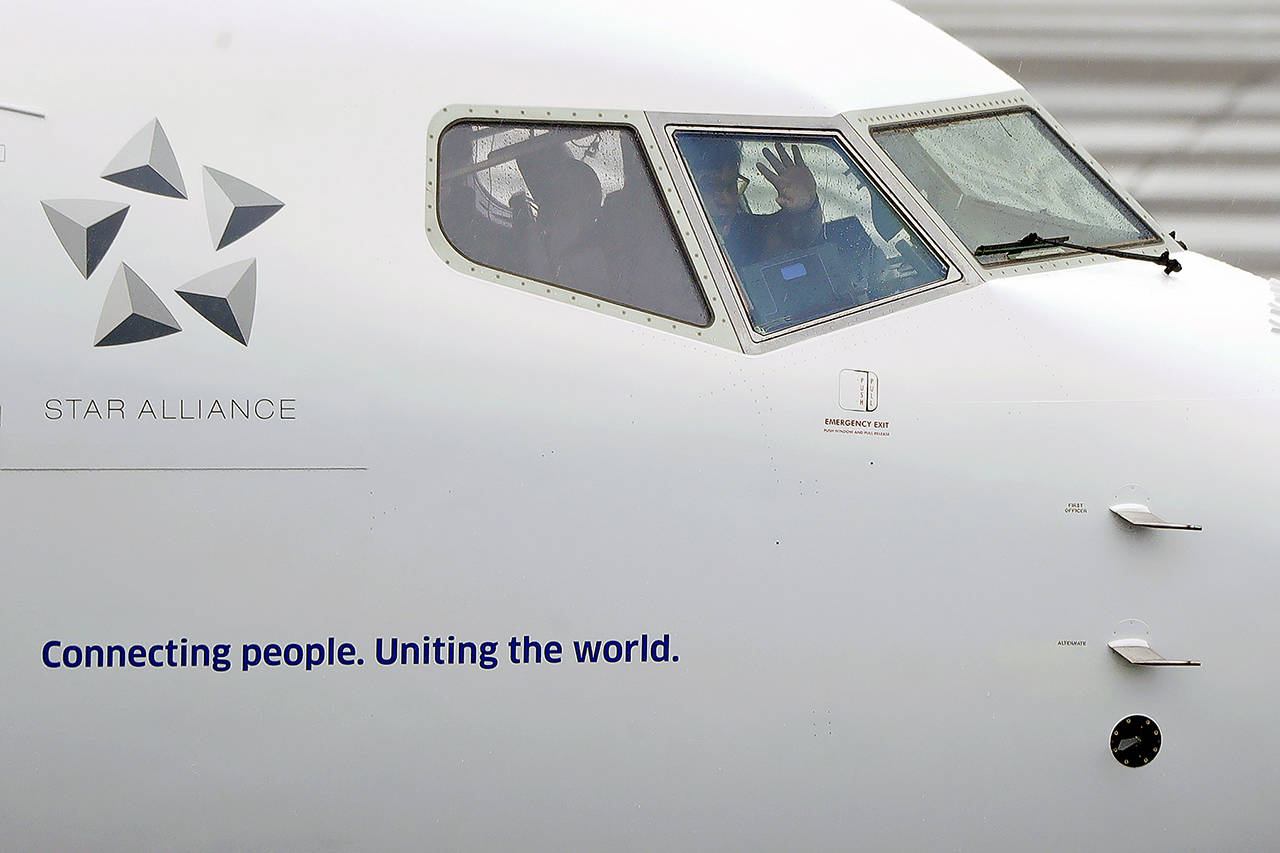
0, 466, 368, 472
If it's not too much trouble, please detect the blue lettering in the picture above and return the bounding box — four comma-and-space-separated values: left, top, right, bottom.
375, 637, 398, 665
573, 640, 602, 662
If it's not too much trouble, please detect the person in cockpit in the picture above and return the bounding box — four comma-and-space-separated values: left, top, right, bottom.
681, 137, 825, 267
508, 144, 609, 293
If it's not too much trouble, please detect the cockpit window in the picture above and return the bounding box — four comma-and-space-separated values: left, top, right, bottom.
871, 109, 1158, 264
673, 130, 948, 336
438, 121, 711, 326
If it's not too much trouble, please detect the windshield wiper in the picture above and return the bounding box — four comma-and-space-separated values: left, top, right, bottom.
974, 232, 1182, 274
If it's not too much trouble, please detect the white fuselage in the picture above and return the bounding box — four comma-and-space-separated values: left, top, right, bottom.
2, 1, 1278, 850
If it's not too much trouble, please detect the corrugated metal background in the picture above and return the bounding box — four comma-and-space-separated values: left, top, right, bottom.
900, 0, 1280, 278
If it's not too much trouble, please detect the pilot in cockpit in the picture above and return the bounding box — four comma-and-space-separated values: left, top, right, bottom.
681, 137, 826, 266
507, 143, 609, 293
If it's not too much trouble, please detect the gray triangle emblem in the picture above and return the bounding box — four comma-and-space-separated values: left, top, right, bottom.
41, 199, 129, 278
94, 263, 182, 347
176, 258, 257, 345
204, 167, 283, 249
102, 118, 188, 199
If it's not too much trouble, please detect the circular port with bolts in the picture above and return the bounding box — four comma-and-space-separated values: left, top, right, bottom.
1111, 715, 1162, 767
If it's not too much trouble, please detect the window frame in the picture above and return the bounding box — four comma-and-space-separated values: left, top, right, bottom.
425, 105, 741, 351
845, 90, 1180, 282
649, 111, 969, 354
427, 97, 1172, 355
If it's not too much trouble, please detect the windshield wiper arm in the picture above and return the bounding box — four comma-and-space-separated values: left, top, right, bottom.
974, 232, 1182, 274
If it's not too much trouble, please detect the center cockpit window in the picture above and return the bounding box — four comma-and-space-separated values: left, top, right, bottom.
872, 109, 1159, 265
437, 121, 712, 326
673, 130, 948, 335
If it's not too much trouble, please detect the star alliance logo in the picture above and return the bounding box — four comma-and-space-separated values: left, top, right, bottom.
41, 118, 284, 348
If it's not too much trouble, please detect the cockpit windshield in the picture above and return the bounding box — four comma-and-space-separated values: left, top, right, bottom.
872, 109, 1158, 264
673, 130, 948, 336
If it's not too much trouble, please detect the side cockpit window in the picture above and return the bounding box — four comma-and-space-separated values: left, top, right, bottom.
437, 121, 712, 326
673, 130, 948, 336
